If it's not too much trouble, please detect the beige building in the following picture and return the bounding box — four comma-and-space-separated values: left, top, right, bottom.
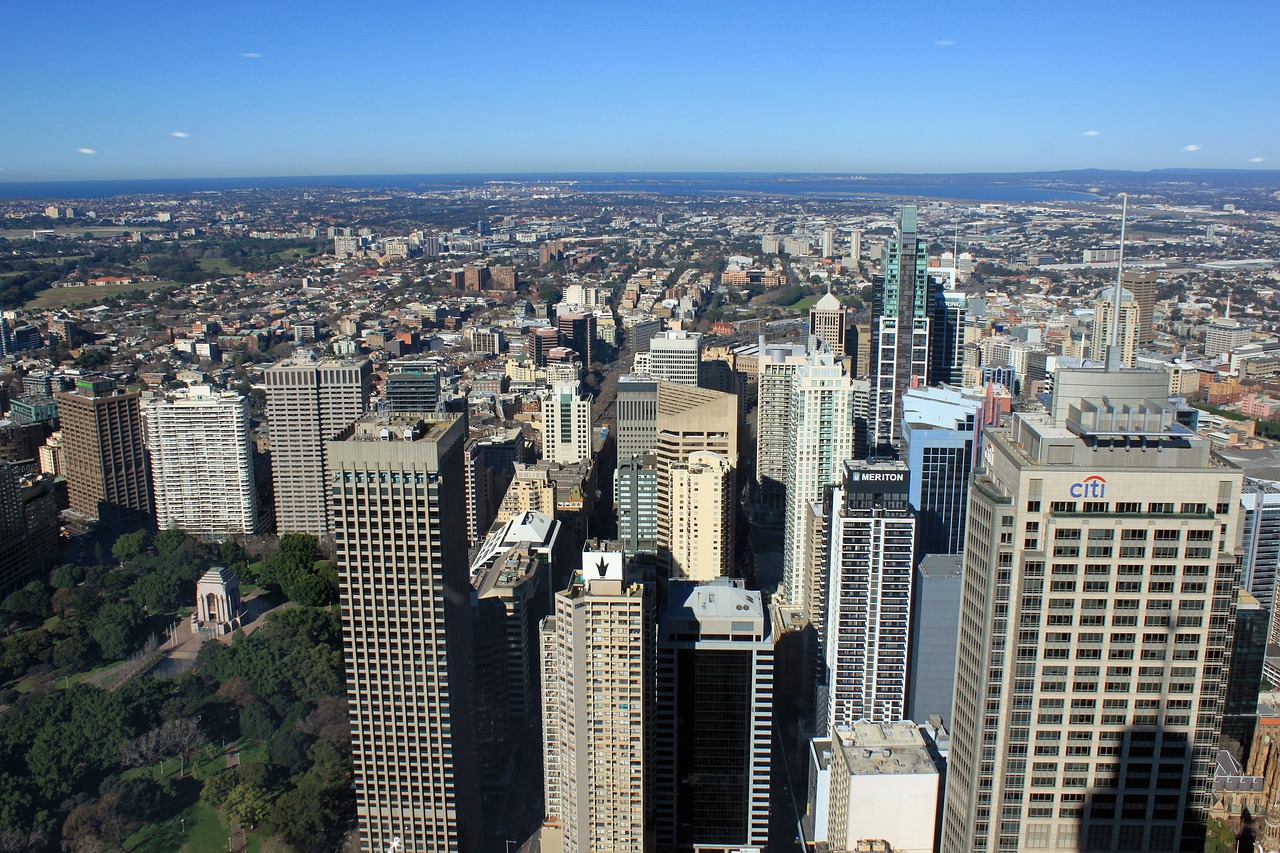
56, 376, 151, 525
941, 369, 1242, 853
497, 463, 558, 521
541, 542, 652, 853
662, 450, 732, 580
1121, 269, 1158, 346
810, 291, 851, 356
329, 413, 479, 853
1088, 288, 1139, 367
265, 352, 370, 537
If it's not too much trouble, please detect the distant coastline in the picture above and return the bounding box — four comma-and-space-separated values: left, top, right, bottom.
0, 171, 1111, 202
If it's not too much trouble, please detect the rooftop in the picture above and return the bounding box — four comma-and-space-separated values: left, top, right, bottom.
832, 722, 939, 777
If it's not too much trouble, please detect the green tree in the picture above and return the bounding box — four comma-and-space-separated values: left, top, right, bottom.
89, 601, 143, 661
112, 530, 152, 564
223, 783, 270, 828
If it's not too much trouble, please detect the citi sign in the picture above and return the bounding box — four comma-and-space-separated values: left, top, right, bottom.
1069, 475, 1106, 499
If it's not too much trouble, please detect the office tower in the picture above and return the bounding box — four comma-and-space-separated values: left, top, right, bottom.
1224, 590, 1267, 748
541, 383, 591, 465
557, 311, 596, 366
655, 579, 774, 851
56, 376, 150, 526
906, 554, 963, 725
822, 225, 835, 258
526, 326, 562, 367
813, 722, 942, 853
469, 510, 560, 776
1122, 268, 1158, 346
265, 353, 370, 537
330, 413, 479, 853
1204, 318, 1251, 358
662, 450, 733, 581
871, 205, 933, 453
931, 288, 967, 386
823, 460, 915, 730
1239, 481, 1280, 610
469, 326, 505, 355
902, 385, 986, 556
0, 463, 30, 593
755, 341, 808, 512
615, 456, 658, 554
1088, 287, 1139, 366
541, 543, 653, 853
464, 428, 523, 547
10, 395, 58, 427
850, 228, 862, 265
386, 368, 443, 412
941, 369, 1242, 853
809, 292, 851, 357
143, 386, 257, 536
782, 351, 857, 607
616, 376, 659, 461
648, 331, 702, 386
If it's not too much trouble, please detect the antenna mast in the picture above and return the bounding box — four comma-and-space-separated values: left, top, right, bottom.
1106, 193, 1129, 371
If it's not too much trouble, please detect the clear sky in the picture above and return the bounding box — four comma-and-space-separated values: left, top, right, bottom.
3, 0, 1276, 181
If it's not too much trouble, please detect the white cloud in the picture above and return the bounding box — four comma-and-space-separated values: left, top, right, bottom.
1082, 130, 1100, 137
1250, 156, 1266, 163
933, 39, 955, 46
170, 131, 190, 138
1183, 144, 1201, 152
240, 52, 262, 58
77, 148, 97, 155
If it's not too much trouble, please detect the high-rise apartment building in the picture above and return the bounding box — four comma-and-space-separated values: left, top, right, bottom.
782, 351, 857, 607
822, 460, 916, 731
1088, 287, 1139, 367
655, 579, 774, 851
941, 369, 1242, 853
648, 331, 702, 387
755, 341, 809, 512
144, 386, 257, 536
265, 352, 371, 537
56, 376, 150, 526
809, 292, 851, 357
662, 450, 733, 581
541, 543, 653, 853
871, 205, 933, 453
330, 413, 479, 853
1122, 268, 1158, 346
541, 383, 591, 465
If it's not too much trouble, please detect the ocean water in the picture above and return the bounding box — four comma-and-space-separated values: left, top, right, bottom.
0, 172, 1100, 202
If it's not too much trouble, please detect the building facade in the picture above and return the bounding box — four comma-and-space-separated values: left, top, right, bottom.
541, 383, 592, 465
55, 376, 151, 526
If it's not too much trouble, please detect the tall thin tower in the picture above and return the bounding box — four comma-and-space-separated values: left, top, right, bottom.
330, 413, 479, 853
871, 205, 933, 453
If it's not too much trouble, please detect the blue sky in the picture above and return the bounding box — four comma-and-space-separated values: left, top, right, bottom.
2, 0, 1276, 180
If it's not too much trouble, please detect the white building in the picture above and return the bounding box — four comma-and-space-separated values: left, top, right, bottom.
647, 331, 703, 386
782, 351, 857, 607
541, 383, 591, 464
144, 386, 257, 535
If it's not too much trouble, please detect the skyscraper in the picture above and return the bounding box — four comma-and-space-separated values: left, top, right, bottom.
144, 385, 257, 536
330, 413, 479, 853
56, 376, 150, 526
541, 542, 653, 853
541, 383, 592, 465
1088, 287, 1139, 367
1122, 268, 1159, 346
647, 331, 702, 387
266, 352, 371, 537
931, 288, 968, 386
655, 579, 774, 851
941, 369, 1242, 853
871, 205, 933, 453
615, 455, 659, 554
662, 450, 733, 581
754, 340, 808, 512
809, 292, 851, 357
822, 460, 916, 730
902, 384, 987, 556
616, 376, 659, 462
782, 351, 857, 607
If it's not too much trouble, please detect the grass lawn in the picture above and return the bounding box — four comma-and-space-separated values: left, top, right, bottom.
272, 247, 316, 261
24, 279, 178, 309
786, 294, 822, 312
197, 257, 243, 275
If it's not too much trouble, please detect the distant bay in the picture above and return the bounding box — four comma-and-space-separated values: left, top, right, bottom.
0, 172, 1100, 202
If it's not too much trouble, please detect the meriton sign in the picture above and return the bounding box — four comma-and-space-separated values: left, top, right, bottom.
1069, 475, 1106, 499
